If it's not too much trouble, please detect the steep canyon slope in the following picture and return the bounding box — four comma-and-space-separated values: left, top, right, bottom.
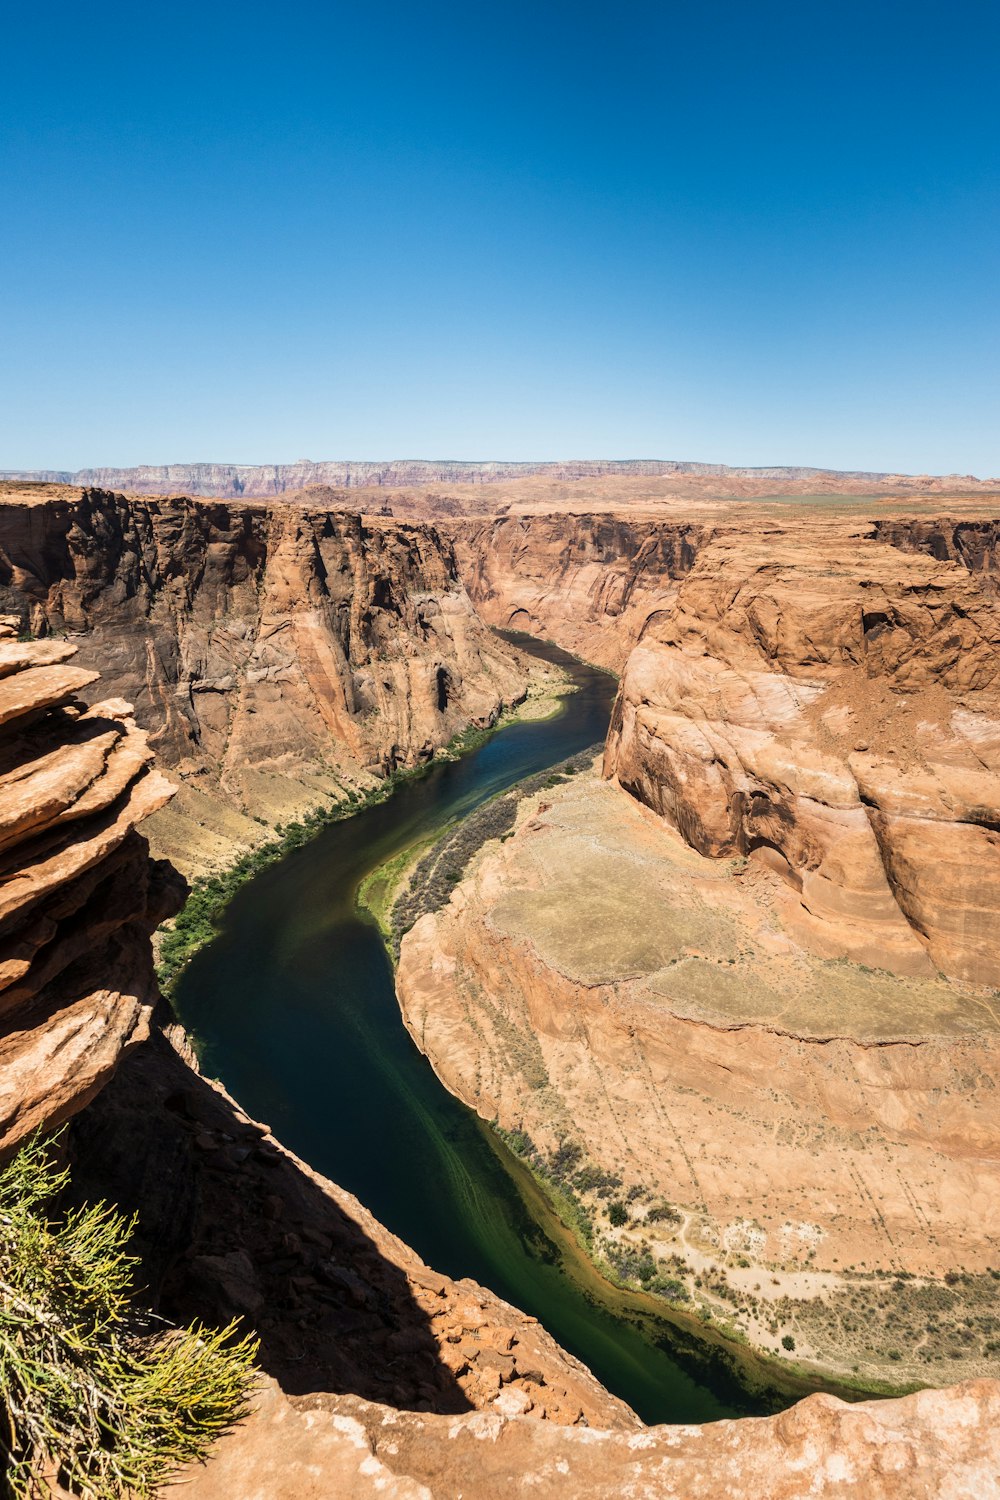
0, 485, 546, 874
1, 514, 999, 1492
396, 508, 1000, 1393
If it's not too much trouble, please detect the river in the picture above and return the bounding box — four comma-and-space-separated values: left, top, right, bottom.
173, 635, 809, 1424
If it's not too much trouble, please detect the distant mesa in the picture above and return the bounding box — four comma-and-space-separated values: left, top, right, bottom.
0, 457, 994, 500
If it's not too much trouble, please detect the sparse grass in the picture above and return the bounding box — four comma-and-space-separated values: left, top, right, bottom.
382, 747, 603, 959
157, 763, 431, 994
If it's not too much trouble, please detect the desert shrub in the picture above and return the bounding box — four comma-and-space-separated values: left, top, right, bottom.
781, 1334, 796, 1351
0, 1134, 258, 1498
646, 1202, 682, 1225
607, 1201, 628, 1228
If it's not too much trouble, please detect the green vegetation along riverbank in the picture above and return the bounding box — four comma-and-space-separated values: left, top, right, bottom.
371, 765, 926, 1408
158, 674, 576, 997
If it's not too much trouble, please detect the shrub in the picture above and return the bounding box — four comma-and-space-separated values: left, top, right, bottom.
607, 1201, 628, 1228
781, 1334, 796, 1351
0, 1134, 258, 1498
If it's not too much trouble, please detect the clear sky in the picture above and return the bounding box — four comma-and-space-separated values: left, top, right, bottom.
2, 0, 997, 475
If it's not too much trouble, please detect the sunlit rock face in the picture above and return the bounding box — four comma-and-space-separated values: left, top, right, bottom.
0, 485, 543, 873
604, 517, 1000, 986
0, 625, 179, 1154
453, 512, 708, 670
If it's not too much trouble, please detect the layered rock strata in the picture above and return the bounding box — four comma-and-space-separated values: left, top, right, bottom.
604, 518, 1000, 986
396, 768, 1000, 1385
1, 538, 999, 1491
0, 625, 178, 1154
5, 458, 993, 499
453, 514, 706, 670
0, 485, 545, 873
395, 513, 1000, 1390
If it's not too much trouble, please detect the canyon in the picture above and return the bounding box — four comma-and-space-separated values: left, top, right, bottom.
0, 484, 550, 876
395, 501, 1000, 1400
1, 476, 1000, 1494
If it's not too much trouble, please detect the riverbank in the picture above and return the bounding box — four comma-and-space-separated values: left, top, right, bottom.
394, 759, 1000, 1400
157, 671, 575, 996
377, 772, 925, 1407
357, 748, 596, 947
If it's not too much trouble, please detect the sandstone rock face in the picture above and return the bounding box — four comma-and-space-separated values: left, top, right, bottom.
604, 519, 1000, 986
0, 627, 180, 1155
0, 487, 543, 873
171, 1375, 1000, 1499
396, 769, 1000, 1387
454, 514, 706, 670
874, 516, 1000, 596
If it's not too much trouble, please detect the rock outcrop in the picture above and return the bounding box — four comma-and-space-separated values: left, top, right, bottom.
0, 486, 547, 873
396, 767, 1000, 1386
604, 518, 1000, 986
873, 516, 1000, 596
0, 624, 179, 1154
171, 1374, 1000, 1499
454, 514, 706, 670
395, 509, 1000, 1391
1, 492, 1000, 1488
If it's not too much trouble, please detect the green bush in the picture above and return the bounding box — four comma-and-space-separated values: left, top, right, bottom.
781, 1334, 796, 1351
0, 1134, 258, 1497
607, 1201, 628, 1228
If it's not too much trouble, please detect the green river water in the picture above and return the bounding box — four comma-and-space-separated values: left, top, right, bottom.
173, 635, 839, 1424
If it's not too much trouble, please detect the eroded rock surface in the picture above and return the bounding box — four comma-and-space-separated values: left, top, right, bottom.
171, 1375, 1000, 1499
0, 626, 179, 1154
0, 486, 546, 873
604, 519, 1000, 985
454, 514, 706, 670
396, 768, 1000, 1387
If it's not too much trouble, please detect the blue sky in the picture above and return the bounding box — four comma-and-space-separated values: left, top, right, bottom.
2, 0, 998, 474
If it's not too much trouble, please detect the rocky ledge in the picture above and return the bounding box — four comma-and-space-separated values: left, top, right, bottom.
0, 624, 179, 1154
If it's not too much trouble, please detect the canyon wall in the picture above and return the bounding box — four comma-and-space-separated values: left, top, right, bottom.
2, 509, 999, 1491
0, 486, 543, 873
604, 518, 1000, 986
454, 514, 707, 670
395, 507, 1000, 1393
874, 516, 1000, 596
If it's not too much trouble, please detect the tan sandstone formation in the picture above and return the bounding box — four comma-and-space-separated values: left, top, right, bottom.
396, 767, 1000, 1387
3, 497, 1000, 1493
453, 514, 705, 671
0, 625, 179, 1154
395, 510, 1000, 1391
171, 1374, 1000, 1499
603, 516, 1000, 986
0, 485, 550, 874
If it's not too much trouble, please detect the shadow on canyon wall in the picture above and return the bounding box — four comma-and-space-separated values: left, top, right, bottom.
64, 1020, 473, 1415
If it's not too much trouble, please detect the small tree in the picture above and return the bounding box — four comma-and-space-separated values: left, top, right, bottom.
608, 1201, 628, 1228
0, 1133, 258, 1498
